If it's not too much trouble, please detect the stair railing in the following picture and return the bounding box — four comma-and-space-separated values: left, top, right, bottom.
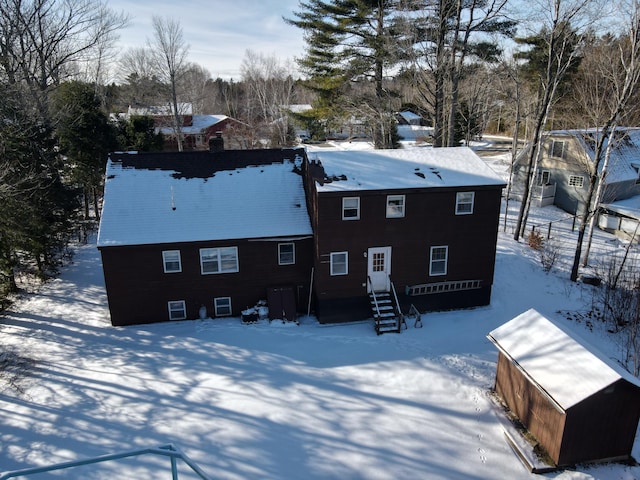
367, 275, 382, 332
390, 280, 406, 331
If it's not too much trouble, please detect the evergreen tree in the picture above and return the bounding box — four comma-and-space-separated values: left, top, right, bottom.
52, 81, 117, 221
116, 115, 164, 152
0, 86, 79, 297
286, 0, 407, 148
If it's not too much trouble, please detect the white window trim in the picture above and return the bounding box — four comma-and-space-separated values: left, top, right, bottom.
538, 170, 551, 186
214, 297, 232, 317
168, 300, 187, 320
278, 243, 295, 265
342, 197, 360, 220
162, 250, 182, 273
386, 194, 406, 218
551, 139, 566, 158
455, 192, 475, 215
568, 175, 584, 188
429, 246, 448, 276
330, 251, 349, 276
200, 247, 239, 275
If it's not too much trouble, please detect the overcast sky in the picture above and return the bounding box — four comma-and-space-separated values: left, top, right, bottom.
107, 1, 306, 80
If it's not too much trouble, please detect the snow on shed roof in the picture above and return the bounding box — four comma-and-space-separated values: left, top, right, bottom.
97, 149, 312, 247
488, 309, 640, 410
311, 147, 505, 193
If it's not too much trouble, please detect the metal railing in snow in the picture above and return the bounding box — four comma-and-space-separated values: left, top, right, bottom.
0, 444, 212, 480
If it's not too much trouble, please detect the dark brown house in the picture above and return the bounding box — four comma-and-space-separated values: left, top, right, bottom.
488, 309, 640, 468
98, 145, 505, 327
97, 148, 313, 326
303, 148, 505, 325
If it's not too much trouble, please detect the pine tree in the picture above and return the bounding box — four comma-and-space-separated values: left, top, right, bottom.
52, 81, 118, 222
286, 0, 406, 148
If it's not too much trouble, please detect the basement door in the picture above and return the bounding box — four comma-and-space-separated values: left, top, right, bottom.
367, 246, 391, 293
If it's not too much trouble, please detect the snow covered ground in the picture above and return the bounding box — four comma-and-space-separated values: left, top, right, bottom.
1, 148, 639, 479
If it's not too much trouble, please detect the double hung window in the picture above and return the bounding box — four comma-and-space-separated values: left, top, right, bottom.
455, 192, 475, 215
330, 252, 348, 275
429, 246, 448, 276
386, 195, 405, 218
278, 243, 295, 265
342, 197, 360, 220
162, 250, 182, 273
214, 297, 232, 316
200, 247, 239, 274
168, 300, 187, 320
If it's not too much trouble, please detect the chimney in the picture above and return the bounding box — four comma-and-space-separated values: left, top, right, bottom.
209, 131, 224, 152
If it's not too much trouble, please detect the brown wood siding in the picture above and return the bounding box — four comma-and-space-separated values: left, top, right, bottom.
312, 186, 503, 322
100, 237, 313, 326
494, 352, 565, 464
495, 353, 640, 466
560, 379, 640, 465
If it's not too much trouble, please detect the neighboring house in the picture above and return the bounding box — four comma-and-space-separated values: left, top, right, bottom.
155, 114, 240, 151
513, 128, 640, 214
98, 144, 505, 327
126, 104, 243, 151
488, 309, 640, 468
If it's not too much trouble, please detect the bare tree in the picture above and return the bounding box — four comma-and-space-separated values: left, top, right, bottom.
513, 0, 593, 241
0, 0, 128, 121
149, 16, 189, 151
179, 63, 212, 115
240, 50, 296, 147
569, 1, 640, 280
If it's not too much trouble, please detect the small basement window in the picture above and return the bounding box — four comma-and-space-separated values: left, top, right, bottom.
168, 300, 187, 321
214, 297, 232, 317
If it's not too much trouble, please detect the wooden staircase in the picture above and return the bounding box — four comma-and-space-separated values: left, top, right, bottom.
368, 276, 404, 335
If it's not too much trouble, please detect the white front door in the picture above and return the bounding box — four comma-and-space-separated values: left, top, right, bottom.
367, 246, 391, 292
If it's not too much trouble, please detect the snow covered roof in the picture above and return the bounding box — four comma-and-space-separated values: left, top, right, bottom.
97, 149, 312, 247
550, 128, 640, 184
488, 309, 640, 410
602, 194, 640, 220
311, 147, 505, 193
398, 111, 422, 123
157, 114, 229, 135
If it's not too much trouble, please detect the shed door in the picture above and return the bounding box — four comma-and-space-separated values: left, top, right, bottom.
367, 246, 391, 292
